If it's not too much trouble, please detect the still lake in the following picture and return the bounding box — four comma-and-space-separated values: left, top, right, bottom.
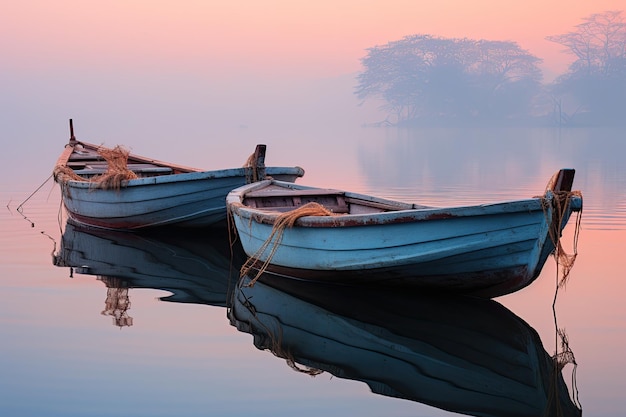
1, 126, 625, 417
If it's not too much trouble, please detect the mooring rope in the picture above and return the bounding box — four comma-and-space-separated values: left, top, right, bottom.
541, 173, 583, 415
549, 190, 583, 289
239, 202, 335, 285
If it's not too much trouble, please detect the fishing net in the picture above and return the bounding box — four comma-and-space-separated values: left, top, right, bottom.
547, 327, 582, 415
539, 170, 583, 289
543, 189, 583, 289
98, 276, 133, 328
53, 165, 86, 182
542, 173, 583, 415
239, 202, 336, 285
94, 146, 139, 189
53, 145, 138, 190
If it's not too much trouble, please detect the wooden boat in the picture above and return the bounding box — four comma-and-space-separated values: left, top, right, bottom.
53, 120, 305, 230
226, 169, 583, 297
230, 274, 582, 417
54, 221, 246, 308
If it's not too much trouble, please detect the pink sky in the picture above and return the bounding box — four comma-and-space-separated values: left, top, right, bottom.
3, 1, 624, 80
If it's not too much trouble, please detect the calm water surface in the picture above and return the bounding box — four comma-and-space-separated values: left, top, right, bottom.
1, 127, 625, 417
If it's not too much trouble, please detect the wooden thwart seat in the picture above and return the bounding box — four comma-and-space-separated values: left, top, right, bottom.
71, 163, 173, 176
244, 188, 349, 213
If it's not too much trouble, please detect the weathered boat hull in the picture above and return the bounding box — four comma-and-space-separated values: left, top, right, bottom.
230, 274, 581, 417
60, 167, 304, 229
53, 121, 305, 230
227, 171, 582, 297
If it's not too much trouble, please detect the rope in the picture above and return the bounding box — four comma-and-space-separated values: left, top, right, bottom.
243, 151, 257, 182
243, 149, 262, 183
240, 202, 335, 285
237, 284, 323, 376
541, 173, 583, 415
53, 145, 138, 190
545, 189, 583, 289
16, 173, 54, 227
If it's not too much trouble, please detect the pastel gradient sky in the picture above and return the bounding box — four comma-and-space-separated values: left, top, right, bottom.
3, 1, 624, 80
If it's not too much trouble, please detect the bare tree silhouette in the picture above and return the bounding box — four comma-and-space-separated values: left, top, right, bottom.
356, 35, 542, 126
547, 10, 626, 125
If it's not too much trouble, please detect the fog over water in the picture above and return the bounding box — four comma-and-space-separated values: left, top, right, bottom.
2, 3, 625, 416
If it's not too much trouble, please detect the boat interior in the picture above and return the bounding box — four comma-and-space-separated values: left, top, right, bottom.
242, 185, 417, 215
68, 146, 183, 178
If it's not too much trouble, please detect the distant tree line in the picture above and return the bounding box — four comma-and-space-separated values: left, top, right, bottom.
356, 10, 626, 127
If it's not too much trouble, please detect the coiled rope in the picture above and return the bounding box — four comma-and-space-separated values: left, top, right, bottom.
239, 202, 336, 285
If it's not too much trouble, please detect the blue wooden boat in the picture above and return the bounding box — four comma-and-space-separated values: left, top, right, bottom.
53, 120, 304, 230
230, 274, 582, 417
226, 169, 582, 297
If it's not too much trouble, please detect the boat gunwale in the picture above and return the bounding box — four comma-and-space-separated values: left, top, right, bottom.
59, 166, 306, 189
227, 179, 571, 228
56, 140, 305, 189
57, 140, 201, 173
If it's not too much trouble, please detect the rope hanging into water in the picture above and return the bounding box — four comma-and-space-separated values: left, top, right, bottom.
539, 170, 583, 289
239, 202, 336, 285
542, 172, 583, 415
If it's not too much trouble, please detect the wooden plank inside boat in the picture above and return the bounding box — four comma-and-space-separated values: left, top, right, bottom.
244, 189, 349, 213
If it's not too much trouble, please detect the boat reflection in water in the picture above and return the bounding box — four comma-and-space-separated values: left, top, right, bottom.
54, 221, 246, 326
53, 222, 581, 416
230, 273, 582, 417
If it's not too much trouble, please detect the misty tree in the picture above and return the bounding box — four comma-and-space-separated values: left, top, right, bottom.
355, 35, 543, 125
546, 10, 626, 124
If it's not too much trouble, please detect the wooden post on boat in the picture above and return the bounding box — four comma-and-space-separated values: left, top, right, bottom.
547, 168, 578, 248
69, 119, 77, 145
253, 144, 267, 181
553, 169, 575, 192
